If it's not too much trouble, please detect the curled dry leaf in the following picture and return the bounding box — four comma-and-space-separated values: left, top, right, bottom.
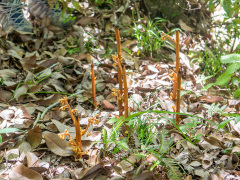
9, 163, 43, 180
44, 132, 73, 157
118, 155, 139, 172
14, 84, 28, 101
27, 126, 42, 148
26, 152, 39, 167
72, 163, 103, 179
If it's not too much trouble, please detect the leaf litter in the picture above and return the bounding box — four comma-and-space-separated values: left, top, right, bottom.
0, 1, 239, 180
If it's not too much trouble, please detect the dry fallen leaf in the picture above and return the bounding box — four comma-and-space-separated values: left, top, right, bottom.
27, 126, 42, 148
26, 152, 39, 167
101, 100, 116, 111
197, 95, 224, 103
44, 132, 73, 157
9, 163, 43, 180
72, 163, 103, 179
118, 155, 138, 172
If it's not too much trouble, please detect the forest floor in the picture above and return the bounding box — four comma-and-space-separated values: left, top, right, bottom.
0, 2, 240, 180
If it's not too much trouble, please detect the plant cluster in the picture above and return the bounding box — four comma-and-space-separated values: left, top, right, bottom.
111, 27, 129, 118
58, 97, 100, 159
132, 17, 168, 58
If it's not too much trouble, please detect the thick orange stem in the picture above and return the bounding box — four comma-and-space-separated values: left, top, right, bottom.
91, 63, 97, 109
175, 70, 182, 125
76, 116, 82, 155
122, 66, 128, 118
114, 27, 123, 117
172, 31, 180, 100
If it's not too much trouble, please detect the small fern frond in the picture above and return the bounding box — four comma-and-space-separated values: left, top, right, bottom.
161, 158, 183, 180
159, 129, 172, 155
102, 128, 108, 145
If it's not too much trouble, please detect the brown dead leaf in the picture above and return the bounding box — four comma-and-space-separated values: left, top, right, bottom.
101, 100, 115, 111
198, 95, 224, 103
27, 126, 42, 148
202, 136, 227, 149
18, 141, 33, 154
0, 90, 13, 102
26, 152, 39, 167
178, 19, 193, 32
20, 54, 37, 71
88, 148, 101, 167
136, 86, 156, 92
72, 163, 103, 179
14, 84, 28, 101
121, 14, 132, 25
75, 17, 98, 26
118, 155, 138, 172
52, 119, 75, 137
133, 171, 154, 180
76, 53, 88, 61
44, 132, 73, 156
121, 40, 138, 49
36, 94, 62, 106
105, 20, 114, 32
9, 163, 43, 180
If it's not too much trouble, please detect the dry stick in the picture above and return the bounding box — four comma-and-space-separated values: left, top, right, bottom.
91, 63, 97, 109
114, 27, 123, 117
175, 70, 182, 125
172, 31, 180, 100
122, 66, 128, 118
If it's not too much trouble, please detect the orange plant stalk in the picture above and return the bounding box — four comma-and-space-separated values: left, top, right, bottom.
172, 31, 180, 100
58, 97, 100, 159
122, 66, 128, 118
114, 27, 123, 116
91, 63, 97, 109
175, 70, 182, 125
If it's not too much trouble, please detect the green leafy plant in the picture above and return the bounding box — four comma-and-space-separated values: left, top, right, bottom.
90, 0, 113, 6
101, 116, 129, 155
208, 0, 240, 52
132, 17, 168, 57
195, 46, 223, 77
67, 47, 81, 55
179, 117, 202, 143
204, 54, 240, 96
203, 103, 227, 117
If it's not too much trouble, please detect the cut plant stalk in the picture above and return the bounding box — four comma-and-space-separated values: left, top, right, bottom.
175, 70, 182, 125
58, 97, 100, 159
90, 63, 97, 109
172, 31, 180, 100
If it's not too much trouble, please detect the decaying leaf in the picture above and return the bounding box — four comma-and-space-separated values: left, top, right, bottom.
9, 163, 43, 180
27, 126, 42, 148
44, 132, 73, 156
